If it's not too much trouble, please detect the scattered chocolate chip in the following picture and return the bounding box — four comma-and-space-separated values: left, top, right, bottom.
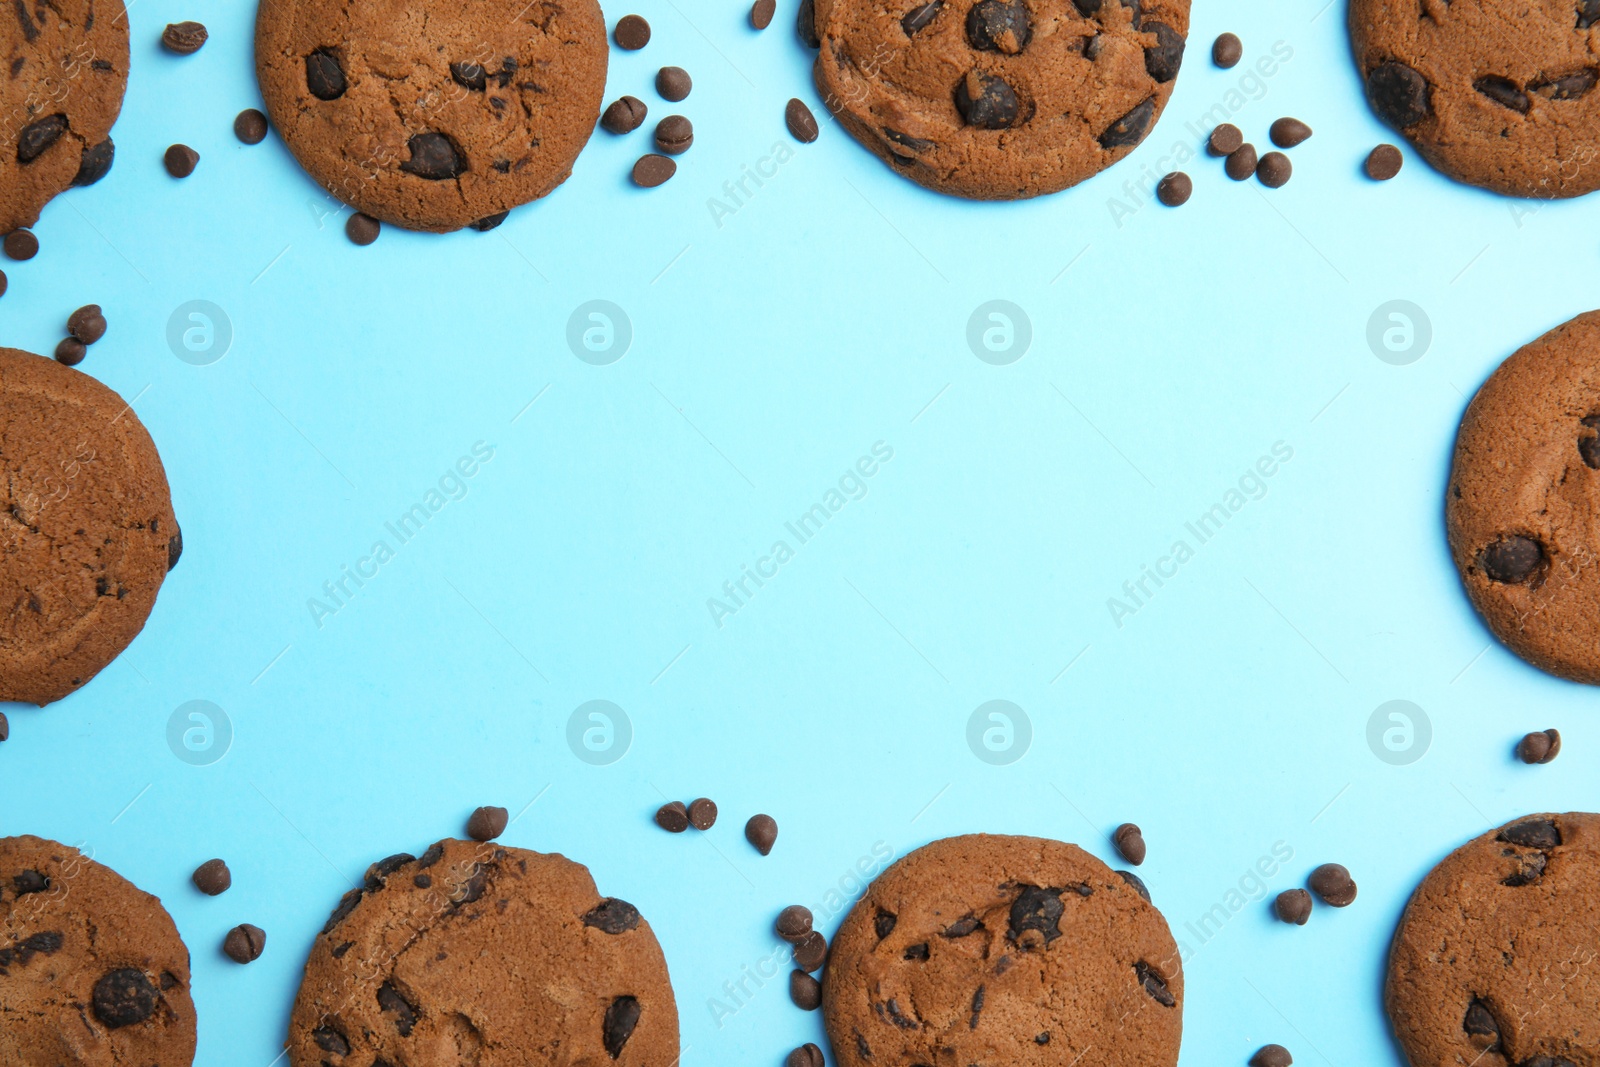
966, 0, 1031, 54
469, 211, 508, 232
1251, 1044, 1293, 1067
14, 870, 48, 894
745, 813, 778, 854
1308, 863, 1356, 907
1367, 62, 1431, 127
1518, 728, 1561, 764
797, 0, 819, 46
1008, 886, 1065, 946
1099, 97, 1154, 148
786, 98, 819, 142
1113, 823, 1147, 865
17, 114, 66, 164
657, 66, 692, 101
164, 144, 199, 178
615, 14, 651, 49
1365, 143, 1403, 180
1269, 117, 1312, 148
655, 800, 690, 832
73, 139, 115, 185
67, 304, 106, 343
0, 711, 8, 741
603, 994, 641, 1056
655, 115, 693, 154
954, 69, 1020, 129
1256, 151, 1291, 187
364, 853, 414, 889
1499, 818, 1561, 849
1274, 888, 1312, 925
4, 229, 38, 260
943, 914, 982, 938
1208, 122, 1243, 156
305, 49, 347, 100
632, 153, 676, 187
466, 805, 508, 841
902, 0, 941, 34
792, 930, 827, 971
790, 969, 821, 1009
1481, 536, 1542, 583
1151, 170, 1192, 208
1225, 142, 1257, 180
1117, 869, 1151, 902
776, 905, 813, 942
750, 0, 776, 28
401, 132, 465, 180
167, 528, 183, 570
1213, 32, 1241, 68
903, 941, 930, 960
192, 859, 231, 895
312, 1027, 351, 1056
787, 1043, 825, 1067
1143, 22, 1184, 83
1464, 999, 1501, 1047
1474, 75, 1529, 113
583, 897, 642, 933
1501, 849, 1547, 887
602, 95, 649, 134
377, 982, 418, 1035
161, 21, 207, 54
1581, 0, 1600, 28
223, 923, 266, 963
1135, 961, 1176, 1006
92, 968, 158, 1027
235, 109, 269, 145
1533, 69, 1597, 100
345, 213, 379, 246
54, 337, 86, 366
451, 62, 488, 91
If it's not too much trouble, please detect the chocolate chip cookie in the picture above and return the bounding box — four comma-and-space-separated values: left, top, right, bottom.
1, 348, 180, 706
255, 0, 607, 232
1351, 0, 1600, 196
1386, 814, 1600, 1067
811, 0, 1189, 199
0, 835, 197, 1067
1, 0, 127, 233
822, 834, 1183, 1067
287, 839, 679, 1067
1446, 310, 1600, 683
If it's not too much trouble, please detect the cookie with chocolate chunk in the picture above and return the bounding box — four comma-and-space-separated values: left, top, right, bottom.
1, 0, 127, 234
822, 834, 1183, 1067
1351, 0, 1600, 196
1386, 814, 1600, 1067
1446, 310, 1600, 683
811, 0, 1189, 199
255, 0, 607, 232
287, 839, 679, 1067
1, 348, 180, 706
0, 835, 197, 1067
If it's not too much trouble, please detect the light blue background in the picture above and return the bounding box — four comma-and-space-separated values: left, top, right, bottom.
3, 0, 1597, 1064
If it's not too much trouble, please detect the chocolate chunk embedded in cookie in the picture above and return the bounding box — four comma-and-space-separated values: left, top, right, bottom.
822, 834, 1183, 1067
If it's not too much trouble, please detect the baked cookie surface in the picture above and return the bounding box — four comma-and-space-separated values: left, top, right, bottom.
1351, 0, 1600, 197
255, 0, 607, 232
822, 834, 1183, 1067
811, 0, 1189, 199
0, 348, 179, 707
1446, 310, 1600, 683
0, 835, 197, 1067
1, 0, 127, 233
288, 838, 679, 1067
1386, 813, 1600, 1067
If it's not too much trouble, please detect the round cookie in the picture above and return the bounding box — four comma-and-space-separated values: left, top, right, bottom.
0, 835, 197, 1067
822, 834, 1183, 1067
287, 838, 679, 1067
811, 0, 1189, 199
1445, 310, 1600, 683
1, 0, 127, 234
1, 349, 180, 706
255, 0, 607, 233
1386, 813, 1600, 1067
1351, 0, 1600, 197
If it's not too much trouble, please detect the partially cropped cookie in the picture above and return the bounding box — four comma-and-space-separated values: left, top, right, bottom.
812, 0, 1189, 199
0, 835, 197, 1067
823, 834, 1183, 1067
1, 0, 127, 233
287, 839, 679, 1067
255, 0, 607, 232
1351, 0, 1600, 196
0, 348, 180, 706
1386, 813, 1599, 1067
1447, 310, 1600, 683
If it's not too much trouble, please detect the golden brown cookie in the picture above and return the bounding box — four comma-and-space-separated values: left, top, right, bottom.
1446, 310, 1600, 683
288, 839, 679, 1067
255, 0, 607, 233
811, 0, 1189, 199
822, 834, 1183, 1067
0, 835, 197, 1067
1351, 0, 1600, 197
1386, 813, 1600, 1067
0, 348, 180, 706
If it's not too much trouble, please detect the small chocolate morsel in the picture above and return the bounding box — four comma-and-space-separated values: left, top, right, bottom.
0, 711, 9, 741
655, 115, 693, 154
1156, 171, 1191, 206
68, 304, 106, 343
614, 14, 651, 49
1256, 151, 1291, 188
1113, 823, 1146, 865
1481, 536, 1542, 584
55, 338, 86, 366
1367, 61, 1431, 128
1208, 123, 1243, 156
687, 797, 717, 829
1307, 863, 1357, 907
788, 1043, 825, 1067
655, 801, 690, 832
632, 154, 676, 187
1269, 117, 1312, 148
601, 96, 649, 134
1225, 142, 1257, 180
162, 21, 208, 54
3, 230, 38, 260
1212, 32, 1242, 68
745, 813, 778, 854
346, 213, 380, 246
751, 0, 776, 27
1365, 143, 1403, 180
1251, 1044, 1293, 1067
792, 930, 827, 971
776, 904, 813, 942
193, 859, 231, 895
466, 805, 509, 841
401, 133, 465, 180
164, 144, 200, 178
235, 109, 269, 145
223, 923, 266, 963
1517, 729, 1561, 764
1274, 888, 1312, 925
786, 98, 819, 142
790, 970, 821, 1010
657, 66, 691, 101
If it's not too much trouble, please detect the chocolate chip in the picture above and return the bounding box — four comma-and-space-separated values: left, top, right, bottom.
1308, 863, 1356, 907
579, 898, 640, 935
1474, 75, 1529, 114
902, 0, 941, 34
787, 1043, 825, 1067
655, 115, 693, 154
749, 0, 776, 27
966, 0, 1031, 54
969, 984, 986, 1028
1534, 69, 1597, 100
377, 982, 417, 1035
402, 133, 465, 180
55, 337, 86, 366
1365, 143, 1403, 180
1274, 888, 1312, 925
1208, 123, 1242, 156
233, 109, 269, 145
1213, 32, 1241, 67
790, 969, 821, 1009
321, 887, 364, 934
615, 14, 651, 49
73, 138, 115, 185
364, 853, 415, 890
0, 711, 8, 742
603, 994, 640, 1056
1251, 1044, 1293, 1067
1113, 823, 1146, 865
786, 98, 820, 142
792, 930, 827, 971
305, 49, 347, 100
1256, 151, 1291, 187
954, 70, 1020, 129
92, 968, 158, 1028
745, 813, 778, 854
602, 96, 649, 134
655, 800, 690, 832
1099, 96, 1154, 148
1518, 728, 1561, 764
1150, 170, 1192, 208
1225, 142, 1258, 180
1072, 0, 1102, 12
312, 1027, 351, 1056
657, 66, 692, 101
466, 805, 508, 841
192, 858, 231, 895
67, 304, 106, 343
161, 21, 207, 54
1501, 849, 1547, 887
1481, 535, 1542, 583
1367, 62, 1431, 127
413, 874, 432, 888
943, 914, 982, 937
903, 941, 930, 960
797, 0, 819, 46
1269, 117, 1312, 147
1499, 818, 1561, 849
4, 229, 38, 260
13, 870, 46, 894
632, 154, 676, 187
1135, 961, 1176, 1006
1463, 999, 1501, 1048
1581, 0, 1600, 27
777, 904, 813, 941
223, 923, 266, 963
1008, 885, 1064, 946
1143, 22, 1184, 82
164, 144, 199, 178
1117, 869, 1151, 902
339, 212, 379, 247
167, 526, 183, 569
469, 211, 509, 232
